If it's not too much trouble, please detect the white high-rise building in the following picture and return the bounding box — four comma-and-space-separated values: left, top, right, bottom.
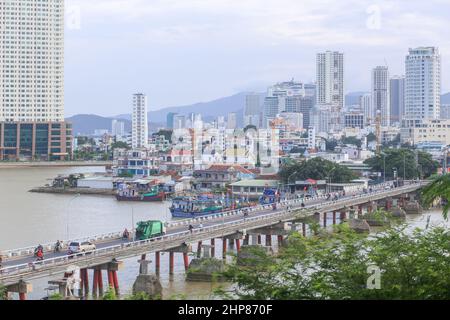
404, 47, 441, 127
360, 93, 373, 125
372, 66, 390, 126
132, 93, 148, 149
173, 115, 186, 129
263, 80, 314, 128
316, 51, 344, 131
0, 0, 65, 122
111, 120, 125, 137
227, 112, 237, 129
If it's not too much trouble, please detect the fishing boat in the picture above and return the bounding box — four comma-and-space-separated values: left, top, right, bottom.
116, 185, 165, 202
169, 193, 253, 218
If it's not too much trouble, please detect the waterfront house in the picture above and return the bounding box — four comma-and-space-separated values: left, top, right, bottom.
193, 164, 255, 191
229, 179, 279, 200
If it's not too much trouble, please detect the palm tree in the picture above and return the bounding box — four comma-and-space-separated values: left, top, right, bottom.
421, 174, 450, 220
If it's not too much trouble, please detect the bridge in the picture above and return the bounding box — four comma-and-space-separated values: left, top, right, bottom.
0, 181, 426, 299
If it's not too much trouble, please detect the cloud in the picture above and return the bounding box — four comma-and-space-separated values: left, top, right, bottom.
63, 0, 450, 116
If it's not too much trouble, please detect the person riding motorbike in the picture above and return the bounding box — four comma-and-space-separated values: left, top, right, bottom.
122, 228, 130, 239
34, 244, 44, 257
36, 249, 44, 261
54, 240, 62, 253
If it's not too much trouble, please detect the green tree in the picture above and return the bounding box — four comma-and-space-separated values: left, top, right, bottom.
48, 293, 63, 300
0, 284, 8, 300
341, 136, 362, 148
364, 148, 438, 180
102, 287, 117, 300
366, 132, 377, 143
279, 158, 357, 184
111, 141, 130, 150
157, 129, 173, 143
218, 225, 450, 300
325, 139, 338, 151
421, 174, 450, 220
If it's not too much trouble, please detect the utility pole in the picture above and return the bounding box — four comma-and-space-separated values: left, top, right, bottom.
403, 153, 406, 181
376, 110, 382, 155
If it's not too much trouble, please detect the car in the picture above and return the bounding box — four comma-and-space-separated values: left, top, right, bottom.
67, 241, 96, 255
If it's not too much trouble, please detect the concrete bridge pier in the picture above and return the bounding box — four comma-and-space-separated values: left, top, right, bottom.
222, 237, 227, 259
183, 253, 189, 270
302, 223, 306, 237
197, 241, 203, 258
6, 280, 32, 300
323, 212, 327, 227
332, 211, 337, 225
164, 243, 192, 275
243, 234, 250, 245
277, 235, 284, 247
265, 235, 272, 247
210, 239, 216, 257
79, 268, 88, 298
155, 251, 161, 274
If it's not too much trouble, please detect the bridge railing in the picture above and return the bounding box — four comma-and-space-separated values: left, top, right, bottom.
0, 203, 301, 279
0, 182, 425, 281
0, 181, 424, 260
0, 188, 324, 259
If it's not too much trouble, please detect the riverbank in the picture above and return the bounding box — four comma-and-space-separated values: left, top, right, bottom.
29, 186, 115, 196
0, 161, 111, 169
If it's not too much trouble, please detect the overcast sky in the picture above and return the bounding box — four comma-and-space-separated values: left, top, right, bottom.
65, 0, 450, 117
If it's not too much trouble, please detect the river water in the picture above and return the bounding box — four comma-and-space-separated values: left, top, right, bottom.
0, 166, 448, 300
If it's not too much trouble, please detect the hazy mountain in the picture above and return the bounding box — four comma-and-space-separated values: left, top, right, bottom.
115, 91, 266, 124
66, 114, 163, 136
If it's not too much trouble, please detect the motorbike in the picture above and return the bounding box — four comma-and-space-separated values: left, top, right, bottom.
54, 242, 62, 253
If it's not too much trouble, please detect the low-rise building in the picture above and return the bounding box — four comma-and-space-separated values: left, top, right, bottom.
0, 122, 72, 161
401, 119, 450, 146
230, 179, 279, 199
113, 148, 160, 177
193, 164, 255, 190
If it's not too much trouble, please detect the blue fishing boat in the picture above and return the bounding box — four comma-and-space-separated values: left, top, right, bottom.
259, 188, 280, 205
170, 193, 252, 218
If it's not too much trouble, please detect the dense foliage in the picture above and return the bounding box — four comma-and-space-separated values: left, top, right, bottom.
341, 136, 362, 148
111, 141, 130, 150
218, 224, 450, 300
422, 174, 450, 220
279, 157, 357, 183
364, 148, 439, 179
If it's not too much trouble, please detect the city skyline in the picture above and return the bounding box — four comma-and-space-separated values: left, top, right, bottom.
64, 0, 450, 117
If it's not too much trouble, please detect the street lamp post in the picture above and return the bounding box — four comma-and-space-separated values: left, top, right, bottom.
67, 193, 81, 240
287, 171, 298, 196
327, 168, 335, 194
393, 167, 398, 186
403, 153, 406, 181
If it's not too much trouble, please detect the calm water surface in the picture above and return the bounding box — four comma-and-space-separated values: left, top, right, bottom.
0, 166, 224, 300
0, 166, 448, 300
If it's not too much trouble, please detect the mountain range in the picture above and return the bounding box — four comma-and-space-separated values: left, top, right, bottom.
66, 91, 450, 135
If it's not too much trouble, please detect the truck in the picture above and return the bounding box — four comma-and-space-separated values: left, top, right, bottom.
135, 220, 167, 240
